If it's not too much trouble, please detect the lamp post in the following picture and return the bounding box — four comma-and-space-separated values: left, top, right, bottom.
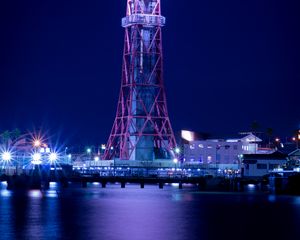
173, 158, 178, 169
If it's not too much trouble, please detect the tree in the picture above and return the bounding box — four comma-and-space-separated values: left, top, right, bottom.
11, 128, 21, 140
251, 121, 260, 134
1, 130, 11, 144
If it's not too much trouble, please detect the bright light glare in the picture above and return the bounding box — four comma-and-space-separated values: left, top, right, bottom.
181, 130, 195, 142
175, 147, 180, 154
94, 156, 100, 161
33, 139, 42, 147
49, 152, 58, 163
33, 153, 41, 161
173, 158, 178, 164
1, 151, 12, 162
32, 153, 42, 165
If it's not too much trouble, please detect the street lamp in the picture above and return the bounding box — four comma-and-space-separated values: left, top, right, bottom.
1, 151, 12, 162
173, 158, 179, 170
32, 152, 42, 165
49, 152, 58, 164
33, 139, 42, 148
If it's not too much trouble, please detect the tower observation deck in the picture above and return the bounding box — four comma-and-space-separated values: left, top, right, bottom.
103, 0, 177, 161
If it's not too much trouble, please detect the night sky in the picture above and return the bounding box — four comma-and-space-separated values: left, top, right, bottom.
0, 0, 299, 145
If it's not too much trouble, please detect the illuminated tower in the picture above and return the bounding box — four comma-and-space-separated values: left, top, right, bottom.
103, 0, 176, 160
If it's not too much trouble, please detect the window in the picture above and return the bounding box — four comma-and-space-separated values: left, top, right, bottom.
198, 144, 204, 148
207, 145, 212, 149
189, 144, 195, 150
242, 145, 249, 151
207, 156, 212, 163
257, 164, 267, 169
269, 164, 279, 170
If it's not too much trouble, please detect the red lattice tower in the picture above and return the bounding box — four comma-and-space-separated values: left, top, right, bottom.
103, 0, 177, 160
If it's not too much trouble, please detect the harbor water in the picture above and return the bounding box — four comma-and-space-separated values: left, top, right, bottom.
1, 182, 300, 240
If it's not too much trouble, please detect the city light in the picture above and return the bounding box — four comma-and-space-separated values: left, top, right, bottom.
33, 139, 42, 148
175, 147, 181, 154
181, 130, 195, 142
173, 158, 179, 164
49, 152, 58, 163
94, 156, 100, 161
275, 138, 280, 142
1, 151, 12, 162
87, 148, 91, 154
32, 153, 42, 165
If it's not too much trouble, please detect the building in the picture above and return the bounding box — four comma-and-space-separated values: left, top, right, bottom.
241, 151, 287, 177
183, 133, 263, 170
288, 149, 300, 166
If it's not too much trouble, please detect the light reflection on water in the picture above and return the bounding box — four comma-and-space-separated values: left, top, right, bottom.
0, 189, 12, 197
28, 190, 43, 198
0, 184, 300, 240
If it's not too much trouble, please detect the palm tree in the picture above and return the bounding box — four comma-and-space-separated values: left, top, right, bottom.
1, 130, 11, 145
11, 128, 21, 140
251, 121, 260, 135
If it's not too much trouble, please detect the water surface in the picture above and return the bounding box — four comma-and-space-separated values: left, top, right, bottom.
1, 182, 300, 240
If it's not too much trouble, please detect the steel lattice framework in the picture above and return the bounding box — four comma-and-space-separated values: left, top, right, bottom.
103, 0, 176, 160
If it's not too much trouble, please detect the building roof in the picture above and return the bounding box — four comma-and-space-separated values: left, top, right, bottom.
288, 149, 300, 156
239, 133, 262, 143
277, 143, 298, 155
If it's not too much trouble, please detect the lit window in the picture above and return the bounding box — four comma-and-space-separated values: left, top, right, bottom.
190, 144, 195, 150
207, 156, 212, 163
242, 145, 249, 151
198, 144, 204, 148
207, 145, 212, 149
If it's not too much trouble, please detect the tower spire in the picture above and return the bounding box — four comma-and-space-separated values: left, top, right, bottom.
103, 0, 176, 161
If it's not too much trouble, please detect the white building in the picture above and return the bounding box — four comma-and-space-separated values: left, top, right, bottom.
242, 152, 287, 177
183, 133, 263, 169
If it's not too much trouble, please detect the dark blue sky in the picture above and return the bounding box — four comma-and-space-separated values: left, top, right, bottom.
0, 0, 299, 145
